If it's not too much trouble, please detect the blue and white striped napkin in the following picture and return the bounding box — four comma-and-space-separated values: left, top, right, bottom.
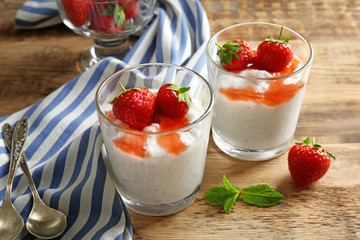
15, 0, 62, 29
2, 0, 210, 239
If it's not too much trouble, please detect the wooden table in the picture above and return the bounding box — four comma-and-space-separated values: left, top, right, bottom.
1, 0, 360, 239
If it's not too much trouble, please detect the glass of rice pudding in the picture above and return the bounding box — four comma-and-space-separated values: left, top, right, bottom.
206, 22, 313, 161
95, 63, 214, 215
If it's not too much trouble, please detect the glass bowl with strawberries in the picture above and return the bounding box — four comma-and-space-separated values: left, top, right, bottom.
95, 63, 214, 215
56, 0, 156, 68
206, 22, 314, 161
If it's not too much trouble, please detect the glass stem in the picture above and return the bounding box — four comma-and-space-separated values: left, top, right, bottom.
93, 37, 131, 60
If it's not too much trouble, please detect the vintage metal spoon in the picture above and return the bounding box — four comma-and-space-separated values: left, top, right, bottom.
0, 116, 27, 240
2, 118, 67, 239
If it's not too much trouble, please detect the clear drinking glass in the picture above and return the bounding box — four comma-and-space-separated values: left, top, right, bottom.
57, 0, 156, 69
206, 22, 313, 161
95, 63, 214, 216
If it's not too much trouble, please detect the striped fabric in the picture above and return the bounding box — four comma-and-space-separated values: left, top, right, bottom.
2, 0, 210, 239
15, 0, 62, 29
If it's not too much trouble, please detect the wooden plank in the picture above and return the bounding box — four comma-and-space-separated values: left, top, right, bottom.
1, 0, 360, 239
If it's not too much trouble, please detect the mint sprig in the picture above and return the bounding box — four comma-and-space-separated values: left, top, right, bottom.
205, 175, 284, 214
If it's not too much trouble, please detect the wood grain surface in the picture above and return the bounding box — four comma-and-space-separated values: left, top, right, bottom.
1, 0, 360, 239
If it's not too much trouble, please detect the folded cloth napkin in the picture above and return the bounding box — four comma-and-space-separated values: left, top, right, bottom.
15, 0, 62, 29
2, 0, 210, 239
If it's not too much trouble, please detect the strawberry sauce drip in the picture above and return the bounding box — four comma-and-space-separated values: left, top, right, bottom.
220, 56, 304, 106
106, 111, 189, 158
113, 134, 149, 158
155, 114, 189, 156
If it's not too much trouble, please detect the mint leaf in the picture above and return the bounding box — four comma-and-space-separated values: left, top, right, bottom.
222, 174, 240, 192
223, 193, 239, 214
241, 184, 284, 207
205, 186, 230, 205
205, 175, 240, 214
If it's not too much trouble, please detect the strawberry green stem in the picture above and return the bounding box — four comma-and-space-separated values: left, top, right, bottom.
215, 43, 225, 51
278, 26, 283, 40
120, 83, 127, 91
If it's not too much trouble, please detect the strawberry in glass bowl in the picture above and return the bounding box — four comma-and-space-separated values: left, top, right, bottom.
56, 0, 156, 68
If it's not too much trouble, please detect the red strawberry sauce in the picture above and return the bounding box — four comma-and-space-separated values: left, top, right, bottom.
220, 55, 304, 107
106, 111, 189, 158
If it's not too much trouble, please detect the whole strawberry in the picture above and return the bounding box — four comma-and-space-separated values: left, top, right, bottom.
288, 137, 335, 189
124, 0, 139, 19
216, 39, 254, 71
61, 0, 90, 27
89, 4, 125, 34
257, 27, 294, 72
155, 84, 192, 118
118, 0, 132, 6
111, 84, 156, 129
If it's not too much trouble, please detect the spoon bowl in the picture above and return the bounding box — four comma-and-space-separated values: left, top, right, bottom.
0, 202, 24, 240
2, 120, 67, 239
26, 198, 67, 239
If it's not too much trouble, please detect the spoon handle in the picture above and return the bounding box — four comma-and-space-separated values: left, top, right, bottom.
2, 117, 28, 201
2, 120, 41, 201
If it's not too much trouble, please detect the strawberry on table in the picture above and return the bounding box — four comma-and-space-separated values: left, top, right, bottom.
89, 3, 125, 34
61, 0, 90, 27
257, 26, 294, 72
216, 39, 254, 71
111, 84, 156, 130
288, 137, 335, 189
155, 83, 192, 118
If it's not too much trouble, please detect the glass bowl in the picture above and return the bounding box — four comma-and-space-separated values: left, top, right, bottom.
57, 0, 156, 68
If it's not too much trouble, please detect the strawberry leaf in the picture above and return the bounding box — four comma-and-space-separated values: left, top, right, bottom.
178, 87, 190, 94
102, 4, 115, 16
216, 41, 243, 65
296, 137, 310, 145
184, 94, 192, 107
265, 26, 291, 44
114, 6, 126, 27
166, 85, 192, 107
295, 137, 336, 160
326, 151, 336, 160
166, 84, 181, 91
